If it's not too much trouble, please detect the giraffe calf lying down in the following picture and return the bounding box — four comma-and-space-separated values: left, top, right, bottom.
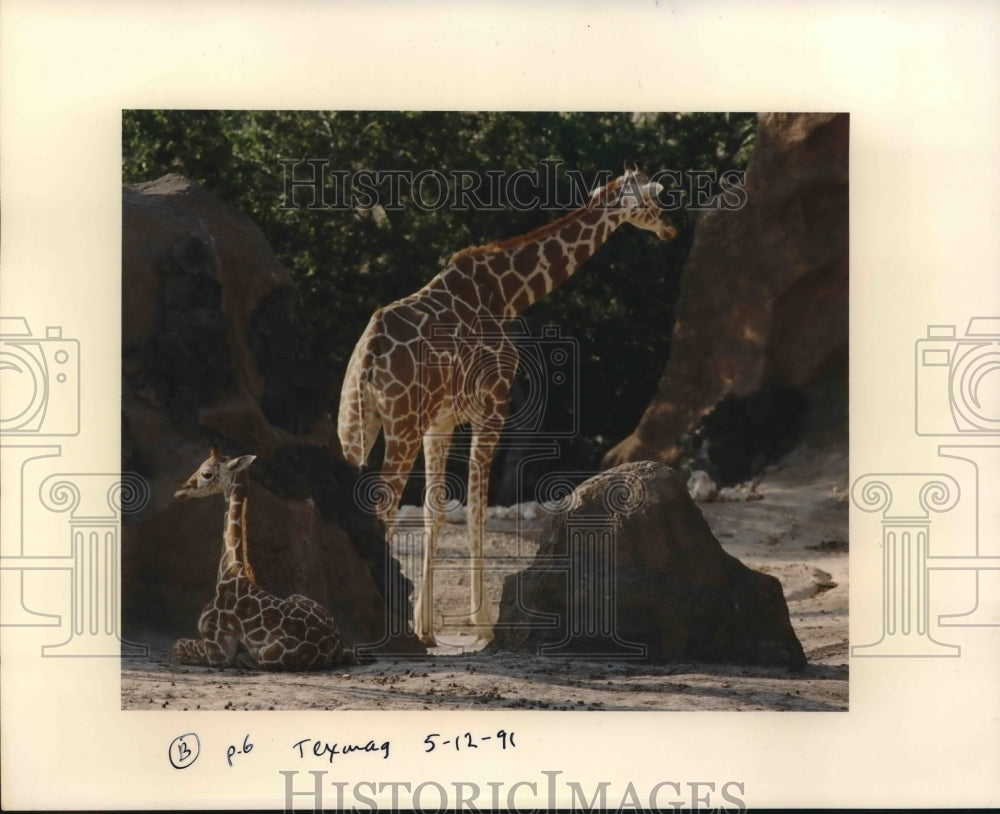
172, 448, 351, 670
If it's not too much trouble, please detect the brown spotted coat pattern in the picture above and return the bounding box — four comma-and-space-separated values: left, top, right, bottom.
337, 169, 678, 645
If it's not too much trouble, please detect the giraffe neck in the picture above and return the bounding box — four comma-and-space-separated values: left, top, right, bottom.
454, 204, 630, 318
219, 478, 248, 583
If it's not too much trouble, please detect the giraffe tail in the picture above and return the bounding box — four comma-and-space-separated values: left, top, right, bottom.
338, 313, 383, 468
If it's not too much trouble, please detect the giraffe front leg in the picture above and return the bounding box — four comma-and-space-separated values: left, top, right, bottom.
173, 634, 240, 667
173, 638, 204, 664
467, 426, 501, 644
414, 425, 455, 646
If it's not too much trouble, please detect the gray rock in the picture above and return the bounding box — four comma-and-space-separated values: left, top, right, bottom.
490, 462, 806, 670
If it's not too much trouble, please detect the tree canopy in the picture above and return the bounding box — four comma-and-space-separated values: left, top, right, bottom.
123, 111, 756, 491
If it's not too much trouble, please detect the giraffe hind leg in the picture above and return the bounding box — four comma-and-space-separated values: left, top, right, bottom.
255, 639, 330, 671
296, 596, 347, 668
467, 426, 501, 644
254, 597, 348, 671
375, 431, 421, 541
361, 392, 383, 464
234, 648, 261, 670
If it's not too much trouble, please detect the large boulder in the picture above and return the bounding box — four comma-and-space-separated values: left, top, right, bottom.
121, 174, 423, 656
605, 113, 848, 468
490, 462, 806, 669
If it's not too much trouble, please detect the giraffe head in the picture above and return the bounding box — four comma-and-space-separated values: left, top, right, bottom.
591, 165, 678, 241
174, 447, 257, 499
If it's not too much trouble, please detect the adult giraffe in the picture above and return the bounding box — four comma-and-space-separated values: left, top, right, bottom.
338, 167, 678, 645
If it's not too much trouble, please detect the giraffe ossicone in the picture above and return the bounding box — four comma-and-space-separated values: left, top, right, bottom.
172, 447, 350, 671
338, 166, 678, 647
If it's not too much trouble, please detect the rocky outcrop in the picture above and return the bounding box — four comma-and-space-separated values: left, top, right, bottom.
605, 113, 848, 469
490, 462, 806, 669
121, 175, 423, 656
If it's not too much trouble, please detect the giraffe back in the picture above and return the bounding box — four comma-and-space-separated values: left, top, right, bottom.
338, 267, 519, 459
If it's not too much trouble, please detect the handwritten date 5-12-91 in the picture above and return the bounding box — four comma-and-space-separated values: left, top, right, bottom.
424, 730, 517, 753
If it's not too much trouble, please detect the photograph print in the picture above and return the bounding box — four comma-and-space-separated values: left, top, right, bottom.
120, 111, 848, 712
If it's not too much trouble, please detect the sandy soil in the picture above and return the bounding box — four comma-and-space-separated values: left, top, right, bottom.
122, 444, 848, 712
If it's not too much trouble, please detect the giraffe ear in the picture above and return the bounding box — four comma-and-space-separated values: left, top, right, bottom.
617, 180, 664, 210
224, 454, 257, 474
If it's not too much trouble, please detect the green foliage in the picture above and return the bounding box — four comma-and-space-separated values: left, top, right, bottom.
123, 110, 756, 462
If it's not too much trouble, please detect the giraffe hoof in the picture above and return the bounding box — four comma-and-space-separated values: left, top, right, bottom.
418, 633, 438, 647
472, 617, 494, 645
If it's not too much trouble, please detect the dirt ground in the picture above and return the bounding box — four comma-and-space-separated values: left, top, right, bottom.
122, 444, 848, 712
